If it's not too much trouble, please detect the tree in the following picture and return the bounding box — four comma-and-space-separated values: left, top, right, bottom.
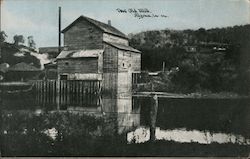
27, 36, 36, 49
195, 28, 207, 42
13, 35, 25, 45
0, 31, 7, 43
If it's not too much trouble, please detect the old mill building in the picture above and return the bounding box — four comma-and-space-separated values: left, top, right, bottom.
56, 15, 141, 133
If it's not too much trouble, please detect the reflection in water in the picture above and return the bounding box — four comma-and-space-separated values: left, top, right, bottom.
43, 128, 58, 140
127, 127, 250, 145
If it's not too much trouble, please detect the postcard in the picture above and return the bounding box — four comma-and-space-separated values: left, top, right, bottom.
0, 0, 250, 157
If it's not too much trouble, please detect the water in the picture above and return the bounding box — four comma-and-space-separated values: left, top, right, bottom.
127, 126, 250, 145
2, 91, 250, 146
43, 128, 58, 140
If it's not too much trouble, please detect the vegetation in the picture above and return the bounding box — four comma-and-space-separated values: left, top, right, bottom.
1, 110, 249, 156
13, 35, 25, 46
1, 111, 117, 156
0, 32, 41, 69
129, 25, 250, 95
0, 31, 7, 43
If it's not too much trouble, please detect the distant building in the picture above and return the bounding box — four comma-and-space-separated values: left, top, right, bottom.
44, 60, 57, 80
198, 42, 230, 53
5, 62, 41, 81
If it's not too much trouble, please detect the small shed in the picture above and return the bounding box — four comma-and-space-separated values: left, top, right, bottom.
44, 60, 57, 80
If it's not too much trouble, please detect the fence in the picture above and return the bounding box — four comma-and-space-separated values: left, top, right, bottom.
34, 80, 102, 109
132, 72, 150, 90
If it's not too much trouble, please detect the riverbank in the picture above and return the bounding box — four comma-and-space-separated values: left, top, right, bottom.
1, 110, 249, 157
2, 135, 249, 157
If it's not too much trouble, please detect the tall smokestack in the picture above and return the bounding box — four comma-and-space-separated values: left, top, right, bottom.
0, 0, 2, 59
58, 6, 61, 53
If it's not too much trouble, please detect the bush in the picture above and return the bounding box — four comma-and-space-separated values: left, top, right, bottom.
1, 111, 118, 156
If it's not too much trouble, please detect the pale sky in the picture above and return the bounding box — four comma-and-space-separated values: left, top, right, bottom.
1, 0, 250, 47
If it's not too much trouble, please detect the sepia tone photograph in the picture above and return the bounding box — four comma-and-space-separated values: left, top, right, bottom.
0, 0, 250, 157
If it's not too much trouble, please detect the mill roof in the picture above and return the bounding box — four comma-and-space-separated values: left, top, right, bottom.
104, 41, 141, 53
62, 15, 128, 39
57, 49, 103, 59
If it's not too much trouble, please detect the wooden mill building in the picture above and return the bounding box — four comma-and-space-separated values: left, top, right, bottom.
56, 15, 141, 132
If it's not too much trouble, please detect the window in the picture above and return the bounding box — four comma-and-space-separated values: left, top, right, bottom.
60, 75, 68, 80
88, 27, 94, 32
65, 62, 69, 66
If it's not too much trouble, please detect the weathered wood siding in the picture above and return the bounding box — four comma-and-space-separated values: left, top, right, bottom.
103, 33, 128, 45
64, 19, 103, 50
34, 80, 101, 109
131, 53, 141, 72
117, 50, 132, 113
118, 50, 131, 72
45, 68, 57, 79
58, 58, 98, 74
68, 73, 102, 80
102, 44, 119, 112
117, 50, 141, 72
116, 49, 132, 98
103, 44, 118, 73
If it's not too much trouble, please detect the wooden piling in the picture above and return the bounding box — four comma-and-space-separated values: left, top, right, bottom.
150, 94, 158, 142
56, 79, 60, 110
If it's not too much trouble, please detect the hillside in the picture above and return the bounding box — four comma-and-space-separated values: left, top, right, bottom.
0, 42, 53, 81
129, 25, 250, 94
0, 42, 52, 69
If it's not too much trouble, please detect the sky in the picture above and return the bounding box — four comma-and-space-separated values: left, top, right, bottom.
1, 0, 250, 48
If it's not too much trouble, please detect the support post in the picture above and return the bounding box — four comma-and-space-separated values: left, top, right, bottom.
162, 61, 165, 72
150, 94, 158, 141
56, 78, 60, 110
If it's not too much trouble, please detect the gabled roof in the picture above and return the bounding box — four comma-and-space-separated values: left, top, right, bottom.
104, 41, 141, 53
61, 15, 128, 39
44, 59, 57, 68
8, 62, 41, 71
57, 49, 103, 59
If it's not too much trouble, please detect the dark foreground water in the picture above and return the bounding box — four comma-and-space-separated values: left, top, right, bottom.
1, 91, 250, 156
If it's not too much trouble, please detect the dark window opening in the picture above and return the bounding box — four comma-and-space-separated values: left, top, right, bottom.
60, 74, 68, 80
88, 27, 94, 32
65, 62, 69, 66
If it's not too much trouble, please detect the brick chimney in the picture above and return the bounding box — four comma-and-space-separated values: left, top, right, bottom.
108, 20, 111, 26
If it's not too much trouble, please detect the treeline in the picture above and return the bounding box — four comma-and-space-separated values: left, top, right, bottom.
0, 32, 40, 68
129, 25, 250, 94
